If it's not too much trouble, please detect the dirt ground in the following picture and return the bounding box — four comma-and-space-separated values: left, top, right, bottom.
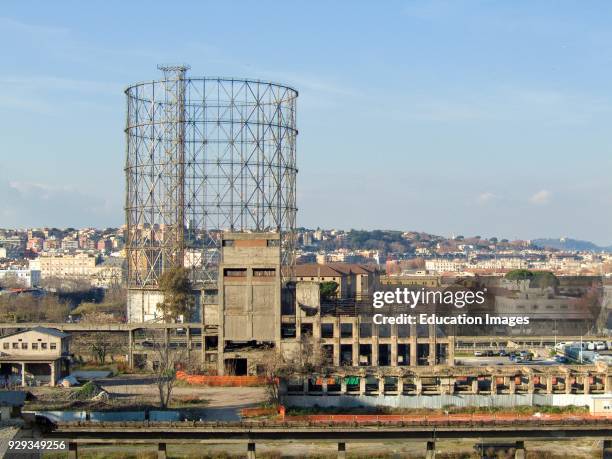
101, 376, 267, 406
26, 374, 268, 421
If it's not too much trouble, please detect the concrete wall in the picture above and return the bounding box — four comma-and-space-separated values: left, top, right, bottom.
296, 282, 320, 316
127, 290, 165, 323
0, 406, 11, 421
283, 393, 594, 410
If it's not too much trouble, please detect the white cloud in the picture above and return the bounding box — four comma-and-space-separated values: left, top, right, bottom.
529, 189, 552, 205
477, 192, 498, 204
1, 179, 121, 228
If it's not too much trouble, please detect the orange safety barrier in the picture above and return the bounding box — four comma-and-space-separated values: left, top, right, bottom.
176, 371, 271, 387
241, 405, 285, 418
241, 407, 279, 417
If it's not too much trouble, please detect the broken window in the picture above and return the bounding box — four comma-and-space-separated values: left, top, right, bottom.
340, 323, 353, 338
321, 323, 334, 338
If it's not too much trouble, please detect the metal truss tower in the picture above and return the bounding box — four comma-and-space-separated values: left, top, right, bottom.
125, 66, 298, 303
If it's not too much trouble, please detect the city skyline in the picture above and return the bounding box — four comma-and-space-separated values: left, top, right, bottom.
1, 1, 612, 245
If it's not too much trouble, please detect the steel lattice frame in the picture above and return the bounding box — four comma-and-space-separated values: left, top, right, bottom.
125, 67, 298, 290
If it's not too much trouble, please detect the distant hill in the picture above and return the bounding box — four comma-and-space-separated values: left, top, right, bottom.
532, 238, 612, 252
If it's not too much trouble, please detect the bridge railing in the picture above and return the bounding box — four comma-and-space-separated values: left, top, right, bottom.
51, 413, 612, 430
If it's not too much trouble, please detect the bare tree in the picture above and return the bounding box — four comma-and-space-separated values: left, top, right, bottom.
0, 292, 70, 323
261, 333, 328, 405
290, 332, 329, 375
0, 273, 26, 289
260, 351, 287, 405
78, 312, 124, 365
41, 276, 93, 293
149, 330, 187, 409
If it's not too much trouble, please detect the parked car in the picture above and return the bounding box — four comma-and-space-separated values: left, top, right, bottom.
474, 350, 484, 357
595, 342, 606, 351
554, 355, 568, 364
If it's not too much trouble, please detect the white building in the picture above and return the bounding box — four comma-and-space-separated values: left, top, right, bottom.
0, 268, 41, 288
425, 258, 464, 272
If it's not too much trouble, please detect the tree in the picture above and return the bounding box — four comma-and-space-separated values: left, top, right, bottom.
531, 271, 559, 290
405, 257, 425, 270
0, 292, 70, 323
505, 270, 559, 291
319, 281, 339, 300
41, 276, 93, 293
505, 269, 534, 281
39, 295, 71, 323
79, 312, 124, 365
156, 267, 194, 322
261, 333, 329, 405
0, 273, 26, 289
290, 332, 329, 375
149, 331, 187, 409
259, 351, 286, 405
71, 287, 126, 321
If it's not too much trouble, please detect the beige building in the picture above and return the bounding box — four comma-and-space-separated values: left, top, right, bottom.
293, 263, 379, 298
33, 253, 97, 278
30, 253, 124, 287
381, 274, 441, 288
0, 327, 70, 387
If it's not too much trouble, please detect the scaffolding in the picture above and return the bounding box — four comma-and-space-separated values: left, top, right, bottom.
125, 66, 298, 293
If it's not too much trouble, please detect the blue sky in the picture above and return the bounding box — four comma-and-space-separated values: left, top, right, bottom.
1, 1, 612, 245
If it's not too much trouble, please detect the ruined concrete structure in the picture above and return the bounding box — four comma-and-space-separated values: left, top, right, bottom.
283, 362, 612, 400
205, 232, 456, 375
217, 232, 282, 375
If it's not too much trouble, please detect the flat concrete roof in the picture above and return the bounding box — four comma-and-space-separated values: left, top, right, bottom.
0, 355, 64, 362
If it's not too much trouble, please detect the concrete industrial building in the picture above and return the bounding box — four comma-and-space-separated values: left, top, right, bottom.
0, 327, 70, 387
217, 232, 282, 375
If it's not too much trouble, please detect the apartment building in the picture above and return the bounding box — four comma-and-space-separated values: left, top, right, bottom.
30, 253, 124, 287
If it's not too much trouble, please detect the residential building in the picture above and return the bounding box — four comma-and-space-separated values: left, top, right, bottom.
0, 267, 41, 288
